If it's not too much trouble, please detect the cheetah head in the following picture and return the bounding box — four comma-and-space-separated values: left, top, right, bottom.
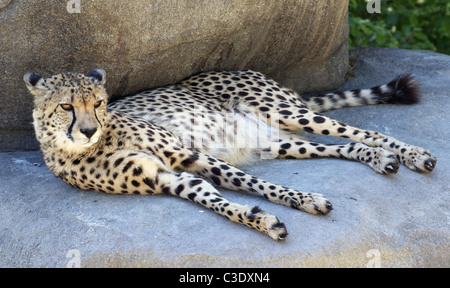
24, 69, 108, 154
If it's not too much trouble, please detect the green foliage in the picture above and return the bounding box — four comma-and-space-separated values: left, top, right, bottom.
349, 0, 450, 54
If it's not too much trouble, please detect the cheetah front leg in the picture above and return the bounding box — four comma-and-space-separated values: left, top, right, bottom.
78, 150, 287, 240
266, 103, 437, 173
159, 172, 288, 240
166, 150, 333, 215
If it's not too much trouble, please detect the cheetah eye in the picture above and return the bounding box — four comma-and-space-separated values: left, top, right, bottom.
60, 104, 73, 111
94, 100, 103, 109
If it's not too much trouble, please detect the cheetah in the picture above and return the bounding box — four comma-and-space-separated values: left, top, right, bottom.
24, 69, 436, 240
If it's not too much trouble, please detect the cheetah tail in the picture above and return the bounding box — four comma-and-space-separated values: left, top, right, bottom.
303, 74, 420, 113
377, 74, 420, 105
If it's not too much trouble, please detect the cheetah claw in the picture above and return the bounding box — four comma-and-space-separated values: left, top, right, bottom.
424, 158, 437, 172
382, 156, 400, 174
368, 148, 399, 174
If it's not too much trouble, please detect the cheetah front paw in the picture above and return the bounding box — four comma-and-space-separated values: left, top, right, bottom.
399, 146, 437, 172
367, 147, 400, 174
286, 192, 333, 215
244, 206, 288, 241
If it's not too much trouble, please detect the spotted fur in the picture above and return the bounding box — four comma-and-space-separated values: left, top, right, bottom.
303, 74, 420, 112
24, 69, 436, 240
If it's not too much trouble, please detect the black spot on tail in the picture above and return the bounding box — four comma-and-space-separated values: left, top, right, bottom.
381, 74, 420, 104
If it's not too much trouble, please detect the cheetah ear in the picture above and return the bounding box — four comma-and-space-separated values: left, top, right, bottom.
87, 69, 106, 86
23, 72, 46, 96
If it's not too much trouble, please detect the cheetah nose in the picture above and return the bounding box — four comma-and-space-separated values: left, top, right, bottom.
80, 128, 97, 139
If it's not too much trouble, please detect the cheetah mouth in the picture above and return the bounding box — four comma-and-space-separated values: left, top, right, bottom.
79, 138, 100, 146
79, 141, 97, 147
68, 135, 100, 147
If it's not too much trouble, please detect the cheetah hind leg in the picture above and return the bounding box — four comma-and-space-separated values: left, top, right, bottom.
270, 103, 436, 173
159, 171, 288, 241
271, 137, 400, 174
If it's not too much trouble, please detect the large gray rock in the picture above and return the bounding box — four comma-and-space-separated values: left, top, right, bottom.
0, 48, 448, 267
0, 0, 349, 151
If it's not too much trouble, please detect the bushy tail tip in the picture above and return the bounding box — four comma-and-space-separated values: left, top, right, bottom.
382, 74, 420, 105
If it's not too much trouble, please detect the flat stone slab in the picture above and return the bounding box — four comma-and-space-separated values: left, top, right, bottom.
0, 47, 449, 267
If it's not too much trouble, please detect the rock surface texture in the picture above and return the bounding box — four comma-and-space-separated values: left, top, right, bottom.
0, 47, 449, 267
0, 0, 349, 151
